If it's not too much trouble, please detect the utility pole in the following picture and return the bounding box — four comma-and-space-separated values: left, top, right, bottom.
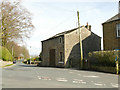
77, 11, 83, 69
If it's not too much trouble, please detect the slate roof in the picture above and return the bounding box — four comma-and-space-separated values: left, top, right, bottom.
41, 27, 79, 42
103, 13, 120, 24
41, 26, 101, 42
50, 27, 79, 38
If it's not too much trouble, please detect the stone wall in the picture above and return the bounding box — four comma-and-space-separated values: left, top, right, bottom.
41, 36, 64, 67
42, 27, 101, 68
64, 27, 101, 68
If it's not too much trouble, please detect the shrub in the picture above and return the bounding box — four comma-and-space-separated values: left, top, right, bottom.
0, 46, 13, 61
88, 50, 119, 67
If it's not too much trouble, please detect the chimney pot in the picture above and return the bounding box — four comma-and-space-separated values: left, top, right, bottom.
85, 22, 91, 31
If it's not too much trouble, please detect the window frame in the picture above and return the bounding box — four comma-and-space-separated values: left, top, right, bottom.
116, 24, 120, 37
59, 37, 62, 44
59, 52, 63, 62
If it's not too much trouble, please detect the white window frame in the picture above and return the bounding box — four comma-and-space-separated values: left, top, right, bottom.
116, 24, 120, 37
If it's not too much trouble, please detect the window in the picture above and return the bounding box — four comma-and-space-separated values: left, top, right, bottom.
59, 37, 62, 43
116, 24, 120, 37
60, 52, 63, 61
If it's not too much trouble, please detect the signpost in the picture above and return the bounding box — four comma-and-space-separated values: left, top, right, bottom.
114, 49, 120, 75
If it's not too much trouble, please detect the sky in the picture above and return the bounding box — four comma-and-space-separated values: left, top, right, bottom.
21, 0, 118, 56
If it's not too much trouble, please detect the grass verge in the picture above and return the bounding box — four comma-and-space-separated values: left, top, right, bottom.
2, 64, 14, 68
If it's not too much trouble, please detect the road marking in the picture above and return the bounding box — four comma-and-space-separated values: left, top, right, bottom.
57, 79, 68, 82
81, 82, 87, 84
38, 77, 42, 80
83, 75, 99, 78
73, 81, 86, 84
73, 79, 86, 84
111, 83, 119, 88
73, 81, 79, 83
38, 76, 51, 80
73, 79, 83, 81
94, 83, 103, 86
56, 78, 68, 82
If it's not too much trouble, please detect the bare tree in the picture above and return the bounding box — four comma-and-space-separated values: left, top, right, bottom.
0, 0, 34, 46
6, 41, 30, 59
21, 45, 30, 59
6, 41, 22, 57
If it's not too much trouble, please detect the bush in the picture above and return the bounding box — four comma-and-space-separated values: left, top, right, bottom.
23, 60, 27, 64
0, 46, 13, 61
27, 58, 30, 61
86, 50, 120, 74
88, 50, 119, 67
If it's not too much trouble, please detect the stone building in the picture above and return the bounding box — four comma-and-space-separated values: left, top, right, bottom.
102, 13, 120, 50
41, 24, 101, 68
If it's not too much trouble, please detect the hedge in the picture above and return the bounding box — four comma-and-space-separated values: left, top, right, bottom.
85, 50, 120, 74
0, 46, 13, 61
88, 50, 120, 67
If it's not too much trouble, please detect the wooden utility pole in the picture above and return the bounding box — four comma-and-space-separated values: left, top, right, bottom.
77, 11, 83, 69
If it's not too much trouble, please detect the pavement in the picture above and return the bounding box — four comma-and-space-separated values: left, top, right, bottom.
0, 60, 13, 68
2, 60, 119, 88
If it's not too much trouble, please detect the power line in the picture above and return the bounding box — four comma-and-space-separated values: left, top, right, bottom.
49, 13, 76, 32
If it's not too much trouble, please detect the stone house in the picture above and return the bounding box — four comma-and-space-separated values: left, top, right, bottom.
102, 13, 120, 50
41, 24, 101, 68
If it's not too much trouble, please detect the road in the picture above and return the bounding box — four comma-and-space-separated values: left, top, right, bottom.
2, 60, 119, 88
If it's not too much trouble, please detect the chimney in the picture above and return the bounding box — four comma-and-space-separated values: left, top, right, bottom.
85, 22, 91, 31
118, 1, 120, 14
118, 1, 120, 18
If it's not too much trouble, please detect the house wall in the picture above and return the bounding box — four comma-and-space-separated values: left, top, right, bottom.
103, 20, 120, 50
64, 27, 101, 68
41, 36, 64, 67
41, 27, 101, 68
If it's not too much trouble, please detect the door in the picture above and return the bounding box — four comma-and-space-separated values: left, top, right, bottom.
49, 49, 56, 67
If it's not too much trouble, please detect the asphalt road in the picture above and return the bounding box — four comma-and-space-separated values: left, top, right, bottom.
2, 60, 119, 88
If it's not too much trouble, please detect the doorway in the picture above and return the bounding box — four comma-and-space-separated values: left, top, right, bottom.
49, 49, 56, 67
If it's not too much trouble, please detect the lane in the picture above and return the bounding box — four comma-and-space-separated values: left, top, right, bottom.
2, 60, 119, 88
32, 67, 119, 88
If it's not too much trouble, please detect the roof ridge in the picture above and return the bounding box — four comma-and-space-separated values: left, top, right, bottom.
103, 13, 120, 24
41, 26, 100, 42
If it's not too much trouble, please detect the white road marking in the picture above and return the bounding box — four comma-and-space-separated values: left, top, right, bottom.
38, 76, 51, 80
39, 77, 42, 79
83, 75, 99, 78
57, 79, 68, 82
73, 79, 83, 81
73, 79, 86, 84
111, 83, 119, 88
73, 81, 79, 83
56, 78, 68, 82
81, 82, 87, 84
94, 83, 103, 86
